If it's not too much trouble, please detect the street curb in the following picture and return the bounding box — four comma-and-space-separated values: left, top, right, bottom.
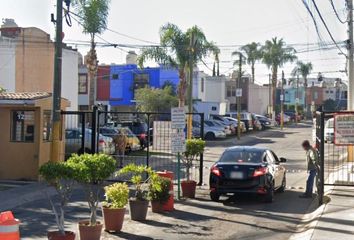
289, 189, 333, 240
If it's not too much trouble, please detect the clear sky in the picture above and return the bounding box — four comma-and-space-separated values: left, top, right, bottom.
0, 0, 349, 84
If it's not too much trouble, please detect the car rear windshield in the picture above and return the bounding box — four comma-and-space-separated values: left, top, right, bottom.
219, 150, 264, 163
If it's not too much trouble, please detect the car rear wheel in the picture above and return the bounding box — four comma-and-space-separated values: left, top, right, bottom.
205, 132, 216, 140
210, 191, 220, 202
264, 184, 274, 203
277, 175, 286, 193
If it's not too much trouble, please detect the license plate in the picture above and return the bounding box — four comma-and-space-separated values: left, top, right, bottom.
230, 171, 243, 179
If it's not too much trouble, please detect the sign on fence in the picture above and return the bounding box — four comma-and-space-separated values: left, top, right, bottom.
171, 107, 186, 129
171, 131, 186, 153
334, 113, 354, 145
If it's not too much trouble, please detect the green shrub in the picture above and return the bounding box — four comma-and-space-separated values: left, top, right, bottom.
148, 176, 171, 204
67, 153, 116, 226
183, 139, 205, 181
103, 182, 129, 209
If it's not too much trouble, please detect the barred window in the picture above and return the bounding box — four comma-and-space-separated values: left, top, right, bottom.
11, 111, 35, 142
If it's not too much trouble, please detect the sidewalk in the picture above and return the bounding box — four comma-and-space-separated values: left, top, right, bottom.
311, 186, 354, 240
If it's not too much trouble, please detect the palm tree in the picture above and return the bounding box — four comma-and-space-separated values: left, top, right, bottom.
292, 61, 313, 115
240, 42, 263, 83
262, 37, 297, 116
138, 23, 219, 107
73, 0, 110, 108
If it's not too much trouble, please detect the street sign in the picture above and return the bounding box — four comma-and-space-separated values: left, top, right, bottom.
171, 132, 186, 153
334, 114, 354, 145
171, 107, 185, 129
236, 88, 242, 97
280, 94, 284, 101
295, 98, 299, 103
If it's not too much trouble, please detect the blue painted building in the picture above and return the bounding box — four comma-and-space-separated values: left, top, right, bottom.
108, 64, 179, 107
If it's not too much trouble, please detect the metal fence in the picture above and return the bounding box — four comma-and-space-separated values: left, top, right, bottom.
316, 110, 354, 204
60, 108, 205, 185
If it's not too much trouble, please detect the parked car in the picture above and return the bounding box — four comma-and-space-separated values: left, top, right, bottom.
223, 116, 247, 133
251, 114, 263, 131
65, 128, 115, 159
209, 120, 232, 135
192, 121, 226, 140
119, 121, 149, 149
99, 127, 140, 152
284, 111, 302, 122
324, 118, 334, 143
254, 114, 272, 130
209, 146, 287, 202
275, 113, 291, 124
225, 112, 254, 131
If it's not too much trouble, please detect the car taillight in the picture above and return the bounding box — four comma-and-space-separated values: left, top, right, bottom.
253, 167, 267, 177
99, 139, 105, 145
211, 165, 221, 177
140, 133, 146, 139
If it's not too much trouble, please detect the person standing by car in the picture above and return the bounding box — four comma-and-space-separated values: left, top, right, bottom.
299, 140, 319, 198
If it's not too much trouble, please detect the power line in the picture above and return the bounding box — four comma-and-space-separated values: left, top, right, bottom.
330, 0, 347, 23
311, 0, 347, 56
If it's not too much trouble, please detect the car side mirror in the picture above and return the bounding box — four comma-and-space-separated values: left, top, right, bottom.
279, 157, 287, 163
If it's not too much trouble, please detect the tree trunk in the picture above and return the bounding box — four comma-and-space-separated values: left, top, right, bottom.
178, 68, 186, 107
86, 35, 98, 110
272, 67, 278, 118
251, 64, 255, 84
304, 77, 308, 118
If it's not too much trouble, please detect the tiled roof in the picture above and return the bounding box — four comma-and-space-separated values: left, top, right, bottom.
0, 92, 52, 100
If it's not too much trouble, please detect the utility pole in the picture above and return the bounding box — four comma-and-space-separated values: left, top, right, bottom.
187, 32, 195, 139
348, 0, 354, 110
295, 74, 299, 125
51, 0, 63, 162
237, 53, 243, 140
281, 70, 284, 130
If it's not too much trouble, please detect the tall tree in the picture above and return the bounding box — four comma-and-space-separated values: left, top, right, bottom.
240, 42, 263, 83
138, 23, 219, 107
292, 61, 313, 115
262, 37, 297, 115
73, 0, 110, 108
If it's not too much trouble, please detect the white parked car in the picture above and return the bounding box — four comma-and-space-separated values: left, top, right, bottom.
325, 118, 334, 143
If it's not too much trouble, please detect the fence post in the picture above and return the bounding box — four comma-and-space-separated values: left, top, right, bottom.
198, 113, 205, 186
319, 111, 325, 205
91, 106, 98, 153
81, 112, 85, 153
146, 113, 150, 168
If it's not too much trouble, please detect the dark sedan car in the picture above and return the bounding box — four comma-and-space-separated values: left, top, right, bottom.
209, 146, 287, 202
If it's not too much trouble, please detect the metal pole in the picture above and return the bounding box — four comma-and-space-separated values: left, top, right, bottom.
146, 114, 150, 167
348, 0, 354, 110
50, 0, 63, 162
319, 111, 325, 205
91, 105, 98, 153
237, 53, 242, 140
281, 70, 284, 130
198, 113, 204, 186
269, 73, 271, 117
187, 32, 195, 139
296, 74, 299, 124
177, 152, 181, 199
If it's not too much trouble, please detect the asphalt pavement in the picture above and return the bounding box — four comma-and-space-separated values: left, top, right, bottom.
2, 123, 317, 240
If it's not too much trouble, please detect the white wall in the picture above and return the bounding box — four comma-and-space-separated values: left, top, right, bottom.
62, 49, 78, 111
200, 76, 226, 103
248, 83, 269, 115
0, 37, 16, 91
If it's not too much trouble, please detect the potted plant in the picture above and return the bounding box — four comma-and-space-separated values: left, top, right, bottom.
39, 161, 75, 240
181, 139, 205, 198
67, 153, 116, 240
117, 164, 156, 221
148, 176, 171, 213
102, 182, 129, 232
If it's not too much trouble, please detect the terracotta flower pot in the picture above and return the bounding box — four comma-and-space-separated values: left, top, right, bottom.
129, 199, 148, 221
151, 201, 164, 213
102, 206, 126, 232
181, 180, 197, 198
47, 231, 75, 240
78, 220, 103, 240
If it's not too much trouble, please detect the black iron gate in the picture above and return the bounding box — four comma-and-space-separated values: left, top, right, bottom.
315, 110, 354, 204
61, 108, 205, 185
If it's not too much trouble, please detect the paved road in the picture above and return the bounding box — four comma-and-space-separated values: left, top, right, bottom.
12, 123, 316, 240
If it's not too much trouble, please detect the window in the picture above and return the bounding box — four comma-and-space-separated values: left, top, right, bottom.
227, 86, 236, 97
78, 74, 88, 94
201, 78, 204, 93
133, 73, 149, 96
314, 92, 318, 100
211, 106, 217, 111
112, 74, 119, 80
43, 111, 52, 141
11, 111, 35, 142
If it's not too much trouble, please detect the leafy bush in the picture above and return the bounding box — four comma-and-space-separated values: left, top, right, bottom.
39, 161, 75, 235
117, 164, 157, 201
67, 153, 116, 226
183, 139, 205, 181
103, 183, 129, 209
148, 176, 171, 203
